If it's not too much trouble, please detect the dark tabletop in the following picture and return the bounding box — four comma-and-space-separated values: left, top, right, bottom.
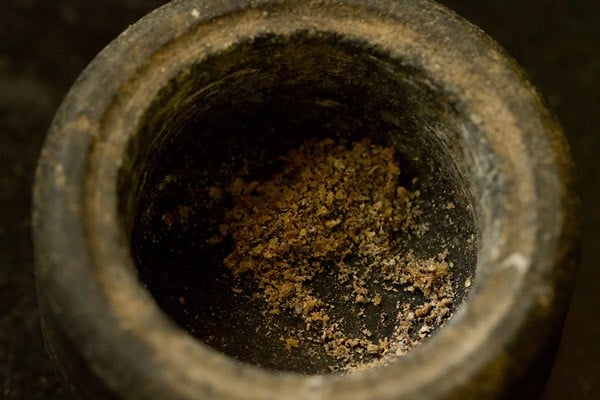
1, 1, 598, 398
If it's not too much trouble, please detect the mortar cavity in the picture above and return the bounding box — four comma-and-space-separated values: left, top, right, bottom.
118, 33, 480, 374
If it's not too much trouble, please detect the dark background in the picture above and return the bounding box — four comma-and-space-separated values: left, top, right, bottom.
1, 1, 598, 398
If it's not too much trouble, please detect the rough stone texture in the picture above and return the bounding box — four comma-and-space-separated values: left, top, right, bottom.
0, 2, 165, 398
0, 0, 597, 399
439, 4, 600, 399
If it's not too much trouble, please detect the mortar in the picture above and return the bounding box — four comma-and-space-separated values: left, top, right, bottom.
33, 0, 579, 398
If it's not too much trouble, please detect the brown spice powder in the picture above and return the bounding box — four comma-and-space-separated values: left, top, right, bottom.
208, 138, 455, 372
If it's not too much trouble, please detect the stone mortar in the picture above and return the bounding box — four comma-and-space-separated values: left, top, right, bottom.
33, 0, 579, 398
